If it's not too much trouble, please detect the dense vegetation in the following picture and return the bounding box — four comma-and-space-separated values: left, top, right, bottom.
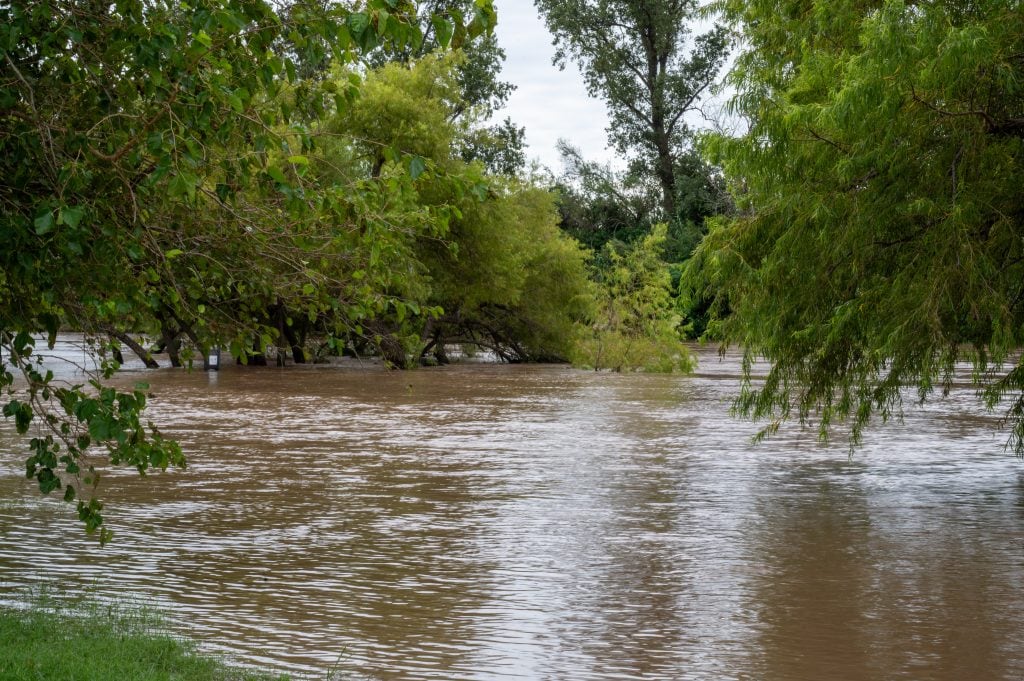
689, 0, 1024, 451
1, 0, 696, 539
0, 0, 512, 539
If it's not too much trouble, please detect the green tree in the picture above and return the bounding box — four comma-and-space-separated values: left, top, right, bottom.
554, 142, 660, 255
369, 0, 526, 175
328, 54, 593, 365
573, 223, 692, 372
535, 0, 729, 218
689, 0, 1024, 449
0, 0, 493, 540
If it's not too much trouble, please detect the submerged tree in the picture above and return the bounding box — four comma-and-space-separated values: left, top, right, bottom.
0, 0, 495, 540
573, 223, 692, 372
329, 54, 594, 365
689, 0, 1024, 450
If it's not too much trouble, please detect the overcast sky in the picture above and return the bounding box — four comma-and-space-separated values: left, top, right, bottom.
491, 1, 616, 173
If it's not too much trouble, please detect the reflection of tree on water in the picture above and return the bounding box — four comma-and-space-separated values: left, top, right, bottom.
549, 443, 691, 677
519, 374, 704, 678
743, 463, 1024, 681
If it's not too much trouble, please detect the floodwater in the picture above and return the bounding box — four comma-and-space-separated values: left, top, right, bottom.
2, 339, 1024, 680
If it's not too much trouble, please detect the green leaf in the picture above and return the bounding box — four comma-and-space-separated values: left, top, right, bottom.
267, 166, 287, 184
432, 16, 454, 48
59, 206, 85, 229
347, 12, 370, 37
288, 155, 310, 166
165, 249, 184, 260
34, 211, 55, 235
409, 156, 427, 180
168, 173, 198, 201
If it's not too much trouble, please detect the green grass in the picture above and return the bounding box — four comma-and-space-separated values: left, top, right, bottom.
0, 595, 290, 681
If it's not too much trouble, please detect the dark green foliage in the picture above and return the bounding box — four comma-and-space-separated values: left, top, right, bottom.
460, 117, 528, 177
554, 142, 658, 257
690, 0, 1024, 450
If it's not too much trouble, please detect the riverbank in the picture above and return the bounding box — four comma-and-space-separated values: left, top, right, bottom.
0, 596, 289, 681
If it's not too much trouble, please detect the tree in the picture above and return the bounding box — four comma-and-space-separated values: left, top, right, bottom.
688, 0, 1024, 450
535, 0, 729, 218
328, 54, 594, 365
0, 0, 494, 540
370, 0, 526, 175
573, 223, 692, 373
554, 141, 660, 255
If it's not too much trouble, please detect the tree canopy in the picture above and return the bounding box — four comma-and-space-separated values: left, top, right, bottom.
689, 0, 1024, 450
0, 0, 498, 541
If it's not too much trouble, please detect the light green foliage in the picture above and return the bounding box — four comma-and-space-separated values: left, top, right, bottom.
690, 0, 1024, 449
575, 224, 692, 372
0, 0, 494, 537
423, 181, 595, 363
370, 0, 525, 175
327, 54, 594, 364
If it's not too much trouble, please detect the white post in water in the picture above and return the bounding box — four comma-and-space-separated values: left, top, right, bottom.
204, 346, 221, 371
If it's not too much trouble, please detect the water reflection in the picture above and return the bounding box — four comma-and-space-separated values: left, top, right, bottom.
1, 344, 1023, 680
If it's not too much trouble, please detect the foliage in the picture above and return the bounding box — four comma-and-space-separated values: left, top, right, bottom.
689, 0, 1024, 449
535, 0, 730, 218
554, 142, 659, 255
0, 0, 494, 539
574, 224, 692, 372
328, 54, 594, 364
370, 0, 526, 175
421, 180, 595, 363
552, 141, 728, 339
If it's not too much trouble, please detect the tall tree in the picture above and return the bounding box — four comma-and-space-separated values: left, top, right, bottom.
535, 0, 729, 218
689, 0, 1024, 450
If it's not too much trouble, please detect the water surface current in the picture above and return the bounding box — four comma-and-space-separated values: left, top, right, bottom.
2, 341, 1023, 680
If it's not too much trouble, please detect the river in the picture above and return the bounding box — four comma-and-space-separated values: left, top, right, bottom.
2, 339, 1023, 680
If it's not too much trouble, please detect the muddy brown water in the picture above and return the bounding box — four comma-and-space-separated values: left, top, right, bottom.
2, 338, 1024, 680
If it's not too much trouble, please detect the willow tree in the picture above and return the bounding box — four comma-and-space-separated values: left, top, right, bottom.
689, 0, 1024, 449
535, 0, 729, 219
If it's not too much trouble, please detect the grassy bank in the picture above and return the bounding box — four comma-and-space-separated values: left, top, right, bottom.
0, 596, 290, 681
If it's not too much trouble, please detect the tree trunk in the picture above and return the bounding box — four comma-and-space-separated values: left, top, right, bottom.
160, 323, 182, 368
107, 330, 160, 369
